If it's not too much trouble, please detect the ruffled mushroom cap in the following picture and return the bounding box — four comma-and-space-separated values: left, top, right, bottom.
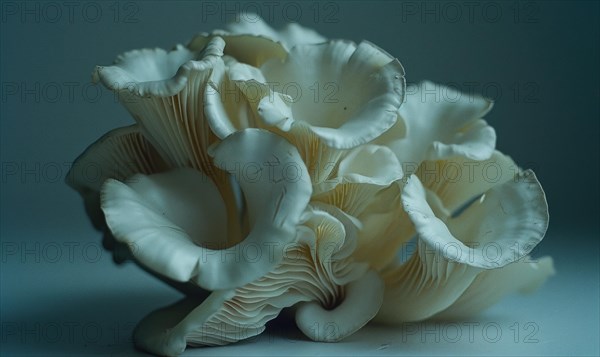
311, 144, 410, 270
225, 12, 327, 49
376, 169, 549, 323
236, 40, 405, 150
91, 37, 224, 175
100, 129, 312, 290
66, 15, 554, 357
132, 204, 379, 356
187, 30, 287, 67
376, 81, 496, 175
203, 39, 405, 185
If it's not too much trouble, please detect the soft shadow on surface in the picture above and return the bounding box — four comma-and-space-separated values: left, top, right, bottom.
1, 290, 181, 356
0, 289, 310, 356
264, 308, 307, 341
2, 279, 595, 357
2, 230, 597, 357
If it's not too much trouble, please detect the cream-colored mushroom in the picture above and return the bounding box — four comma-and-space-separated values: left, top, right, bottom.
376, 80, 496, 175
131, 204, 376, 356
225, 12, 327, 49
376, 170, 549, 323
101, 129, 312, 290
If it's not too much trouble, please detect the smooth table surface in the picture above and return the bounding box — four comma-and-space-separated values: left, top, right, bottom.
2, 226, 598, 356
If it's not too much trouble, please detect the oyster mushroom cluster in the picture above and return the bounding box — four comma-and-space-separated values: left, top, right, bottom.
67, 16, 554, 357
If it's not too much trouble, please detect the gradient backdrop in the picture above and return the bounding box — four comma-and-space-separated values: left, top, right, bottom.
1, 1, 598, 356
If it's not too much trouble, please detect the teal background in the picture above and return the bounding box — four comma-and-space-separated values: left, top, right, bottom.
1, 1, 598, 355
